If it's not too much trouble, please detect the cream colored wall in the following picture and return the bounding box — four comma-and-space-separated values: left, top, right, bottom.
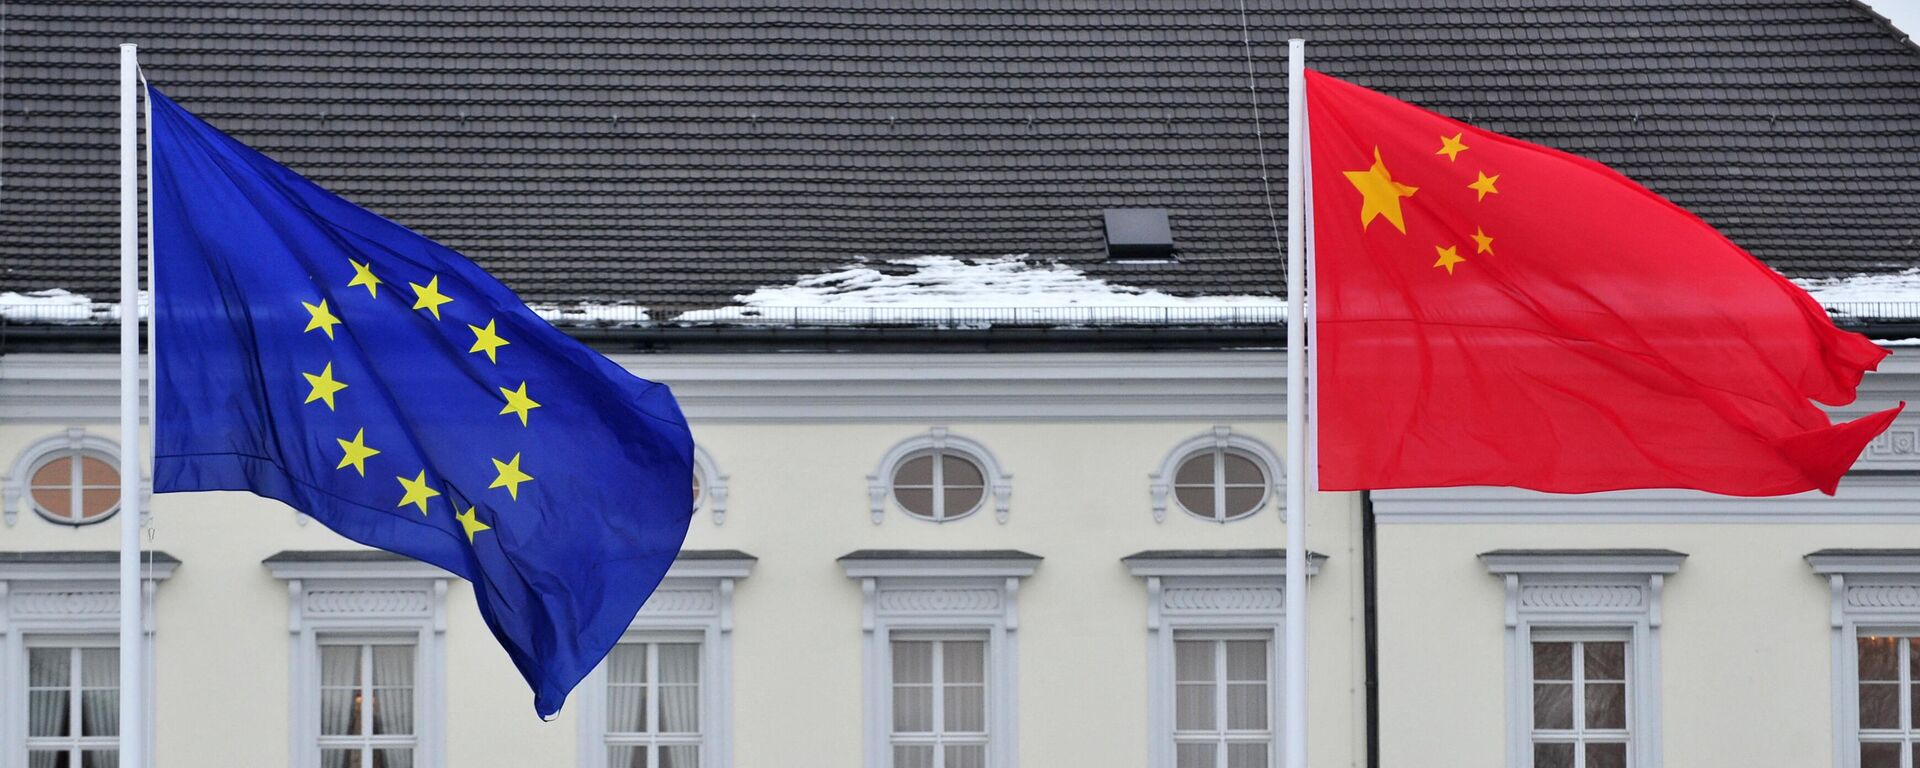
1376, 523, 1885, 768
0, 418, 1366, 768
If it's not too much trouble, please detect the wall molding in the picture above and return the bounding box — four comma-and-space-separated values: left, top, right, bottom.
866, 428, 1012, 525
694, 444, 730, 526
1148, 426, 1285, 524
1375, 475, 1920, 524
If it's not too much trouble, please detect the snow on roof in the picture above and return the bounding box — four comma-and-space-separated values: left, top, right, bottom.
1794, 269, 1920, 310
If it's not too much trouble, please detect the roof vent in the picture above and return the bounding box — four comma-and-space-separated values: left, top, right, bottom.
1103, 208, 1174, 261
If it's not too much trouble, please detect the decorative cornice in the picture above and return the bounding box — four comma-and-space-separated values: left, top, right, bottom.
1381, 475, 1920, 524
1123, 549, 1326, 578
263, 550, 452, 581
1482, 549, 1687, 576
840, 550, 1040, 580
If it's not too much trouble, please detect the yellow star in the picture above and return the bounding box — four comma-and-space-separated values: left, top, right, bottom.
489, 453, 533, 500
1433, 244, 1466, 275
396, 470, 441, 516
1469, 171, 1501, 201
1471, 226, 1495, 255
409, 276, 453, 320
334, 428, 381, 476
302, 299, 342, 340
468, 319, 510, 364
498, 382, 542, 427
302, 362, 348, 410
456, 506, 491, 543
1343, 147, 1419, 233
347, 259, 382, 298
1436, 133, 1469, 162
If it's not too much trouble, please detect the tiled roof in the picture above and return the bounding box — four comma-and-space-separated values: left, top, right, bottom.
4, 0, 1920, 315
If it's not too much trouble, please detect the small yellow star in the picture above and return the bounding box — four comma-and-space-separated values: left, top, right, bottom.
456, 506, 491, 543
1436, 133, 1470, 162
489, 453, 533, 500
1469, 171, 1501, 201
334, 428, 381, 476
347, 259, 382, 298
302, 362, 348, 410
396, 470, 441, 516
1471, 226, 1495, 255
468, 319, 510, 363
1343, 147, 1420, 233
1433, 244, 1466, 275
498, 382, 542, 427
409, 276, 453, 320
302, 299, 342, 340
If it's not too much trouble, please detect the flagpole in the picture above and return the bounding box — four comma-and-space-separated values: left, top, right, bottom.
117, 42, 147, 768
1282, 38, 1309, 768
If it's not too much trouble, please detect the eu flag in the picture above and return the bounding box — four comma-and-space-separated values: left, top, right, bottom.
147, 88, 696, 717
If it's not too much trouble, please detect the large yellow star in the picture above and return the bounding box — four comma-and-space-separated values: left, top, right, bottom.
1343, 147, 1419, 233
1433, 244, 1466, 275
347, 259, 382, 298
409, 276, 453, 320
456, 506, 491, 543
1435, 133, 1469, 162
1469, 171, 1501, 201
303, 362, 348, 410
468, 319, 510, 363
489, 453, 533, 500
302, 299, 342, 340
396, 470, 441, 516
1471, 226, 1495, 255
335, 428, 381, 476
498, 382, 542, 427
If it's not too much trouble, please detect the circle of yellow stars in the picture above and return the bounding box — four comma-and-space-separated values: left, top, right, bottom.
298, 261, 545, 544
1343, 131, 1502, 276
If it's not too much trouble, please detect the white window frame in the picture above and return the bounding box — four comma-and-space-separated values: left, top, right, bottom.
3, 429, 147, 528
842, 551, 1040, 768
868, 428, 1012, 525
575, 552, 753, 768
693, 444, 730, 525
0, 552, 176, 768
315, 634, 421, 765
267, 553, 450, 768
1149, 427, 1283, 524
1808, 550, 1920, 768
1483, 550, 1682, 768
1524, 629, 1634, 768
888, 631, 992, 766
1126, 550, 1317, 768
22, 637, 121, 765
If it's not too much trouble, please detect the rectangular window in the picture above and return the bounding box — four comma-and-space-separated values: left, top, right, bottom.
890, 636, 988, 768
26, 643, 119, 767
605, 641, 703, 768
1531, 639, 1630, 768
318, 639, 418, 768
1172, 634, 1271, 768
1858, 635, 1920, 768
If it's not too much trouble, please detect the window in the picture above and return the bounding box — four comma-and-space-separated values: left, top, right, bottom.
318, 639, 418, 768
1528, 637, 1629, 768
1173, 634, 1272, 768
1483, 550, 1680, 768
841, 550, 1039, 768
604, 641, 702, 767
691, 445, 729, 525
1807, 550, 1920, 768
890, 636, 988, 768
1855, 635, 1917, 768
6, 430, 130, 527
868, 429, 1011, 525
1150, 428, 1281, 524
27, 642, 119, 767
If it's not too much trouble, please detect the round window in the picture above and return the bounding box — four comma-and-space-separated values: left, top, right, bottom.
1173, 448, 1267, 522
891, 450, 987, 522
30, 451, 120, 526
691, 466, 705, 513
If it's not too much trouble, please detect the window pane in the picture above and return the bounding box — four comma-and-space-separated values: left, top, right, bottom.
81, 753, 118, 768
944, 684, 986, 733
29, 689, 70, 737
1225, 641, 1266, 681
1174, 486, 1214, 517
1176, 683, 1216, 731
942, 486, 984, 517
1533, 683, 1573, 730
1584, 642, 1626, 681
31, 648, 71, 686
80, 649, 118, 686
371, 749, 412, 768
895, 488, 935, 518
660, 684, 699, 733
1222, 487, 1264, 518
606, 746, 645, 768
944, 641, 985, 685
942, 455, 984, 487
894, 455, 933, 486
1861, 742, 1903, 768
1532, 642, 1572, 681
944, 744, 986, 768
892, 745, 934, 768
1585, 743, 1627, 768
79, 456, 117, 485
608, 644, 648, 685
1860, 636, 1901, 680
1176, 743, 1216, 768
1861, 682, 1901, 729
1227, 743, 1269, 768
80, 488, 118, 518
371, 687, 413, 736
1223, 452, 1263, 484
660, 644, 699, 684
606, 644, 648, 732
32, 456, 71, 486
659, 745, 699, 768
892, 685, 932, 733
1175, 454, 1213, 485
1176, 640, 1215, 682
893, 642, 933, 684
1533, 743, 1574, 768
1584, 682, 1626, 730
321, 749, 361, 768
33, 488, 73, 520
371, 646, 414, 688
1227, 682, 1268, 730
28, 751, 64, 768
81, 689, 119, 737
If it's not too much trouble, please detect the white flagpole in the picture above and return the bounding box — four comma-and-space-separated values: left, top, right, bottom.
117, 42, 147, 768
1282, 38, 1309, 768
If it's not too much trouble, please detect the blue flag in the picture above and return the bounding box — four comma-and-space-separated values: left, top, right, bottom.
147, 87, 696, 718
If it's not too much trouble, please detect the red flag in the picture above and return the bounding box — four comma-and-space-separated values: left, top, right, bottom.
1307, 70, 1902, 496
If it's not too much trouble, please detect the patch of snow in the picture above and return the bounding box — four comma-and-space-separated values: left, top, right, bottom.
0, 289, 148, 323
672, 255, 1286, 326
1878, 338, 1920, 347
526, 302, 651, 326
1794, 269, 1920, 313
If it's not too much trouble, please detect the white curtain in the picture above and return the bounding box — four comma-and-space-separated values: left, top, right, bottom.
606, 645, 647, 734
29, 648, 68, 739
1224, 641, 1267, 731
371, 646, 415, 738
658, 644, 700, 734
81, 648, 118, 738
319, 645, 360, 768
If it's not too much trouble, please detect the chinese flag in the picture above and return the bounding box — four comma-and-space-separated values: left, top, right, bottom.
1307, 70, 1902, 496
